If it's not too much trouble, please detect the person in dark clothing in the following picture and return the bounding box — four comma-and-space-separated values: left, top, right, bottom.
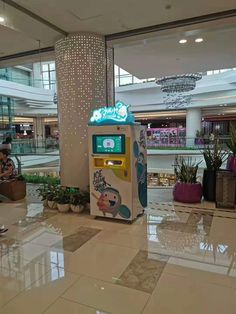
2, 136, 12, 145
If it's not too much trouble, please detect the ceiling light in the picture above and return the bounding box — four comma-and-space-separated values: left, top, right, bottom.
0, 16, 5, 23
195, 38, 204, 43
179, 39, 187, 44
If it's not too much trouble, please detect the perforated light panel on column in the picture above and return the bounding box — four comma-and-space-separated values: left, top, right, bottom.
55, 33, 107, 188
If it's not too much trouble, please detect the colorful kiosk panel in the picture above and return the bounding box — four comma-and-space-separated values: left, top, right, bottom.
88, 102, 147, 221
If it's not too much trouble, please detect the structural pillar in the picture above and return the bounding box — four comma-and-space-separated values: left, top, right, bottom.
34, 117, 45, 147
55, 33, 113, 189
186, 108, 202, 147
32, 63, 43, 88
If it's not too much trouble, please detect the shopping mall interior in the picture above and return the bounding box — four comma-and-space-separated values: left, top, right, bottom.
0, 1, 236, 313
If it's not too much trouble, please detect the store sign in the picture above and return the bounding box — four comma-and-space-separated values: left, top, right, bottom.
89, 101, 135, 125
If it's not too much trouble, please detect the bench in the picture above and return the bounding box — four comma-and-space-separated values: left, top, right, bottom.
0, 180, 26, 201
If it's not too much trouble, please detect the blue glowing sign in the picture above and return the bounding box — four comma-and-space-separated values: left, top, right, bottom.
89, 101, 135, 125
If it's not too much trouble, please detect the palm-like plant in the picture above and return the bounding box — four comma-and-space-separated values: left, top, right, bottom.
174, 157, 201, 184
203, 138, 228, 171
227, 123, 236, 155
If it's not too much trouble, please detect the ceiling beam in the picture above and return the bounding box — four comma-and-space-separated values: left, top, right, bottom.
1, 0, 68, 36
0, 46, 54, 61
105, 9, 236, 41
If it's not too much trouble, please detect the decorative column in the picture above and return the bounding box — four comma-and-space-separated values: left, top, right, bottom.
186, 108, 202, 147
55, 33, 113, 189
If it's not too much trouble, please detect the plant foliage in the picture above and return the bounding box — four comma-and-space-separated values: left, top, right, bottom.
227, 123, 236, 155
203, 139, 228, 171
174, 157, 201, 184
24, 174, 60, 185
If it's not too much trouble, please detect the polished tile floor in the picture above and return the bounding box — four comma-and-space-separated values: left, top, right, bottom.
0, 187, 236, 313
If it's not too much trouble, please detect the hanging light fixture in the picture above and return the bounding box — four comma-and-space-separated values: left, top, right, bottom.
156, 73, 202, 109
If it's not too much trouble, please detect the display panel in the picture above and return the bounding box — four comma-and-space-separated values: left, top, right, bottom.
93, 134, 125, 154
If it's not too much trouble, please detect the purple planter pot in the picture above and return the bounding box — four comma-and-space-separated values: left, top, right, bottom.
173, 182, 202, 203
227, 155, 236, 174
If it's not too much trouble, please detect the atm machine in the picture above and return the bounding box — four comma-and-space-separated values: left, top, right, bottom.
88, 102, 147, 222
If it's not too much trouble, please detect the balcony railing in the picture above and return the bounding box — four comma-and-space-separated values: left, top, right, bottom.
11, 138, 59, 154
147, 136, 230, 150
0, 74, 56, 90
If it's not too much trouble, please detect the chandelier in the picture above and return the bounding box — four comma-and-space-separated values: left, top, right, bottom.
156, 73, 202, 109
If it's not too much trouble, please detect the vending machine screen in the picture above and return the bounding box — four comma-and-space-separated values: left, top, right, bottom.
93, 135, 125, 154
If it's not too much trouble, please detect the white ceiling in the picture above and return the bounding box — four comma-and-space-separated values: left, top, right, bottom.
114, 17, 236, 78
0, 0, 235, 61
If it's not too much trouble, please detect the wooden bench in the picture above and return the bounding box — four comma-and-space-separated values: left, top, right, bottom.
0, 180, 26, 201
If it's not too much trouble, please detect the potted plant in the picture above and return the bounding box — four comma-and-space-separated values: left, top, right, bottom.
202, 139, 227, 201
37, 184, 49, 207
56, 187, 71, 213
227, 123, 236, 173
173, 156, 202, 203
47, 184, 59, 209
82, 190, 90, 210
70, 189, 84, 213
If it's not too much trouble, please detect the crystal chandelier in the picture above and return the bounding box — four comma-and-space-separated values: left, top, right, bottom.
156, 73, 202, 109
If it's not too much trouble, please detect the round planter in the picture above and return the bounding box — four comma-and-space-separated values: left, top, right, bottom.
227, 155, 236, 174
57, 203, 70, 213
48, 200, 57, 209
202, 169, 216, 202
71, 204, 84, 213
173, 182, 202, 203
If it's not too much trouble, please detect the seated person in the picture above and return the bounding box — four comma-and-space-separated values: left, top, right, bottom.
0, 149, 17, 181
2, 136, 12, 150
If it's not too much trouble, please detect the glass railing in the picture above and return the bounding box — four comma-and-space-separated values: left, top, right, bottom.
115, 74, 155, 87
147, 136, 230, 150
10, 138, 59, 154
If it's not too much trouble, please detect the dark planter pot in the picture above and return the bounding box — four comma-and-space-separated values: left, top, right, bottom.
227, 155, 236, 174
202, 169, 216, 202
173, 182, 202, 203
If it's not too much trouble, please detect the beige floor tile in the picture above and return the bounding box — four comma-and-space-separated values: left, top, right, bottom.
2, 241, 138, 283
214, 209, 236, 218
210, 216, 236, 242
63, 275, 149, 314
45, 213, 127, 235
45, 214, 87, 236
44, 297, 110, 314
91, 229, 147, 250
143, 272, 236, 314
30, 231, 63, 247
165, 257, 236, 288
0, 259, 55, 309
61, 241, 139, 282
1, 269, 79, 314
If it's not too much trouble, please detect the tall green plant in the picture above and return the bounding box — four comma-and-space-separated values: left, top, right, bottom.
174, 157, 201, 184
227, 123, 236, 155
203, 139, 228, 171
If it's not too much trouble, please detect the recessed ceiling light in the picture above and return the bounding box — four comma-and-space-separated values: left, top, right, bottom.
179, 39, 187, 44
195, 38, 204, 43
0, 16, 5, 23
